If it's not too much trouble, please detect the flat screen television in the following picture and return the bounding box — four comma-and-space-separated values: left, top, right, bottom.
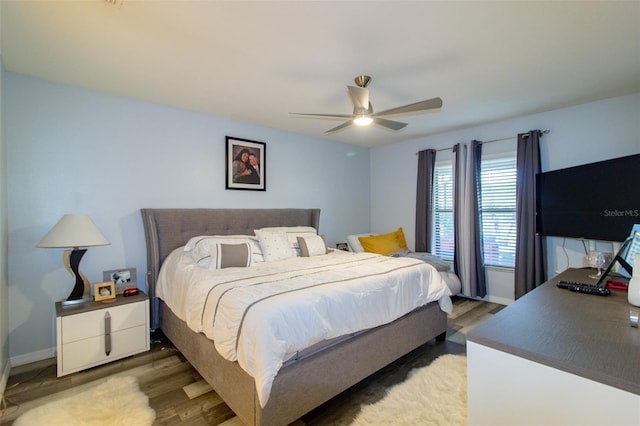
536, 154, 640, 242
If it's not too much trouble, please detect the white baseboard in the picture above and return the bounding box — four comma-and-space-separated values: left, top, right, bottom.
485, 295, 513, 306
10, 347, 55, 367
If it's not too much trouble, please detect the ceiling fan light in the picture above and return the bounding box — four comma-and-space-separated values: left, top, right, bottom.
354, 115, 373, 126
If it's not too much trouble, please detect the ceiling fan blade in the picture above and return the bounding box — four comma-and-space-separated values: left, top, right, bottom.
289, 112, 354, 120
325, 121, 354, 134
347, 86, 370, 112
373, 97, 443, 118
372, 117, 408, 131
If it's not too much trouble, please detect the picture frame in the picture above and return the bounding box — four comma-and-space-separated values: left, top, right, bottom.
225, 136, 266, 191
336, 242, 349, 251
94, 281, 116, 302
103, 268, 137, 295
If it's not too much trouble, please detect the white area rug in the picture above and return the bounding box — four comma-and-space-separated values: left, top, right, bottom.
351, 354, 467, 426
14, 376, 155, 426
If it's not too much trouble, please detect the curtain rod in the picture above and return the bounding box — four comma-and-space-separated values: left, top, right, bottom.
417, 129, 550, 155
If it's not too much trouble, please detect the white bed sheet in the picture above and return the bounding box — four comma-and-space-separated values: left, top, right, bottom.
157, 249, 452, 407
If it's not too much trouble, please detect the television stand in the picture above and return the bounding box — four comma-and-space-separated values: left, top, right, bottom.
467, 268, 639, 425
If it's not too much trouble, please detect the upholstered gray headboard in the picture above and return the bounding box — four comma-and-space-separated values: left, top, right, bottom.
140, 208, 321, 329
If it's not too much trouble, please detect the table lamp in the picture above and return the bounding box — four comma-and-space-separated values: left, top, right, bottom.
37, 214, 110, 303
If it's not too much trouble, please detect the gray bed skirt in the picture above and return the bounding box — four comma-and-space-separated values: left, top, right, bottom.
161, 299, 446, 425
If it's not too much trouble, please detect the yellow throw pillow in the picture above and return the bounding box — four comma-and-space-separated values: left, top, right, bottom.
358, 227, 408, 255
395, 227, 409, 250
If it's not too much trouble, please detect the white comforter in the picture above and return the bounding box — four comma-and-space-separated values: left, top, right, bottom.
157, 249, 452, 407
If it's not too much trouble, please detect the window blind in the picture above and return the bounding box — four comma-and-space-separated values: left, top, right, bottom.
479, 155, 517, 268
433, 162, 454, 261
431, 153, 517, 268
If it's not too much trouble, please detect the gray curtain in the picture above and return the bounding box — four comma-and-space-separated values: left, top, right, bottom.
453, 141, 486, 297
415, 149, 437, 252
514, 130, 546, 298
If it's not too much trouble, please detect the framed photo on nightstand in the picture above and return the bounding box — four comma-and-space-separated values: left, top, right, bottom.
94, 282, 116, 302
103, 268, 137, 295
336, 242, 349, 251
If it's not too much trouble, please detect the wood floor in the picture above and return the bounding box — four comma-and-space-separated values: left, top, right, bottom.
0, 297, 504, 425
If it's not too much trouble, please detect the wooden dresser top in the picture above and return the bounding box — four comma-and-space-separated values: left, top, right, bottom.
468, 268, 639, 395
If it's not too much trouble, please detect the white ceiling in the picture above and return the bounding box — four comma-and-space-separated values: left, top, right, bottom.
1, 1, 639, 148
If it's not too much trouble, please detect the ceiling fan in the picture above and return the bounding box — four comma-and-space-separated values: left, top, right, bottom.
289, 75, 443, 134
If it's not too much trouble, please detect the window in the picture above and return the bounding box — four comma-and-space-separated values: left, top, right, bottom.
431, 153, 517, 268
479, 154, 517, 268
432, 162, 454, 261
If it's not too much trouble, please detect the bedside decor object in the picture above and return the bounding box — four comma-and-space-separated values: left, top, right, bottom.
587, 250, 607, 278
225, 136, 266, 191
103, 267, 137, 294
94, 281, 116, 302
123, 288, 140, 297
37, 214, 110, 303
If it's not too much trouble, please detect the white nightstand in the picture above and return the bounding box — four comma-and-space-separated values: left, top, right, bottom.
55, 292, 150, 377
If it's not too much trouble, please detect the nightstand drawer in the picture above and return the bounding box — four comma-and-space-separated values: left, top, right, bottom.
56, 294, 150, 377
60, 301, 146, 344
60, 325, 148, 374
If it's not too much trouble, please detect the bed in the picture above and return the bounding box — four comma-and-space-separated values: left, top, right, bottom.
141, 208, 450, 425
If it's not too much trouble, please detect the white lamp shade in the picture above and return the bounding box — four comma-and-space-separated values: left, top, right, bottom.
37, 214, 110, 248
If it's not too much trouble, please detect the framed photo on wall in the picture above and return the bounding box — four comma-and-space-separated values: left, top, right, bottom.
226, 136, 266, 191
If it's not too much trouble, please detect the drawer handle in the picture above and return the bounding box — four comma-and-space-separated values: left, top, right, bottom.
104, 311, 111, 356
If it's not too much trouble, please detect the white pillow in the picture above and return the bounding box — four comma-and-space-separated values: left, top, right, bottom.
297, 235, 327, 257
184, 235, 264, 266
255, 230, 296, 261
255, 226, 318, 256
346, 233, 373, 253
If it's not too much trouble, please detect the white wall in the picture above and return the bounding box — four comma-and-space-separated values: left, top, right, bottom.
4, 71, 638, 362
5, 73, 371, 363
370, 93, 640, 304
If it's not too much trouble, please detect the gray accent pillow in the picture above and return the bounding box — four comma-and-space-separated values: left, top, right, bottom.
185, 235, 264, 266
216, 243, 251, 268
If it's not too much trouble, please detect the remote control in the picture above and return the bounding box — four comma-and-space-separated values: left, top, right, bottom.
556, 280, 611, 296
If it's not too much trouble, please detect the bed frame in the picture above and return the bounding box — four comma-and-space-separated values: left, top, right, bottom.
141, 208, 447, 425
